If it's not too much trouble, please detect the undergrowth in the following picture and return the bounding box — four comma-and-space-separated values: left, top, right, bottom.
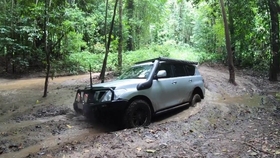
53, 44, 268, 75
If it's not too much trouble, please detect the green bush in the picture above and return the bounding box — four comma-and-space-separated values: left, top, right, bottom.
58, 44, 229, 75
198, 52, 225, 64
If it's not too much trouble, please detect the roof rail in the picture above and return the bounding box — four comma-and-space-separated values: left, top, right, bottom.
135, 57, 198, 65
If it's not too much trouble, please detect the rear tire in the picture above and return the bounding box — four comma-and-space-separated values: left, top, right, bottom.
123, 100, 151, 128
191, 94, 201, 107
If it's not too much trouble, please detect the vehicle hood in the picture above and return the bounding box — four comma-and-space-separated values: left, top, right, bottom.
92, 79, 146, 89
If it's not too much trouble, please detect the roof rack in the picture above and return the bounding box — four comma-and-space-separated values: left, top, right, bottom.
135, 57, 198, 65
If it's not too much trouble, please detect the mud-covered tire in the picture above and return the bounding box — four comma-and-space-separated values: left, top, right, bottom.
123, 100, 151, 128
83, 105, 95, 121
191, 94, 202, 107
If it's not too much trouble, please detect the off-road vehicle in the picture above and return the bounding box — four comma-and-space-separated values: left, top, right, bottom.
73, 57, 205, 128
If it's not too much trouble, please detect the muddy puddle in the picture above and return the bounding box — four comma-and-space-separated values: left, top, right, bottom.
0, 74, 91, 90
1, 126, 102, 158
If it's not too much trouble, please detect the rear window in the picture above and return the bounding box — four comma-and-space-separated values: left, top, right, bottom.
184, 64, 195, 76
158, 63, 196, 77
173, 64, 187, 77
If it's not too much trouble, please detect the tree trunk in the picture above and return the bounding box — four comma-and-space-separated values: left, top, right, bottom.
117, 0, 123, 74
104, 0, 108, 54
11, 0, 15, 73
99, 0, 109, 82
99, 0, 119, 83
268, 0, 279, 81
43, 0, 49, 97
228, 0, 236, 65
219, 0, 236, 84
126, 0, 134, 51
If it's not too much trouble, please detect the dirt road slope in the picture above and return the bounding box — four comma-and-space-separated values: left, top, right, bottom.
0, 66, 279, 158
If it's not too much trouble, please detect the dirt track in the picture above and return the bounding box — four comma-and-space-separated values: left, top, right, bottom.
0, 66, 279, 158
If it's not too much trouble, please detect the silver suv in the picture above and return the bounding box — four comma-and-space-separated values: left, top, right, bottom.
73, 57, 205, 128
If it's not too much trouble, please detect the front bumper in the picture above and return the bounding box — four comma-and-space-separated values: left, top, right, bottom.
73, 88, 128, 116
73, 99, 128, 115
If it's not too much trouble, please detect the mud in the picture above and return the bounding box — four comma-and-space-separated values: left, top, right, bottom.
0, 66, 279, 158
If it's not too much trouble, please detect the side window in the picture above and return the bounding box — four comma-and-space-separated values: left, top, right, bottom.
173, 64, 187, 77
157, 63, 172, 78
185, 64, 195, 76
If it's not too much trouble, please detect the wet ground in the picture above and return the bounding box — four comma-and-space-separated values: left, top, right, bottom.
0, 66, 279, 158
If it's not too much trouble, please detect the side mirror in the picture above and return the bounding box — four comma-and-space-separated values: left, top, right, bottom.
157, 70, 167, 78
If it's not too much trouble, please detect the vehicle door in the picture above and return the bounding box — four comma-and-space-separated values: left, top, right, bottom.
171, 64, 194, 104
150, 63, 180, 111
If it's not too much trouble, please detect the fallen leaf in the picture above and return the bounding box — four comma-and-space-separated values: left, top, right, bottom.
46, 154, 53, 158
275, 150, 280, 155
66, 125, 72, 129
146, 149, 156, 153
84, 149, 89, 153
145, 139, 154, 143
250, 152, 258, 156
136, 147, 141, 152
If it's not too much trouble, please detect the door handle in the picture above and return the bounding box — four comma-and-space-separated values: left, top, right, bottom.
189, 79, 192, 82
172, 81, 177, 84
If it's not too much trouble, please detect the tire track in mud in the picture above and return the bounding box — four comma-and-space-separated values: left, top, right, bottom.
0, 112, 113, 158
0, 74, 105, 158
1, 126, 102, 158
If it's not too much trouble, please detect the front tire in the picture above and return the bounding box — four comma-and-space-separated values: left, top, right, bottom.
191, 94, 202, 107
73, 103, 82, 114
123, 100, 151, 128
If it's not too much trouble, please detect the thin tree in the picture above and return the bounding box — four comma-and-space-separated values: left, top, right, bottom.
99, 0, 119, 83
99, 0, 109, 82
219, 0, 236, 84
117, 0, 123, 74
126, 0, 134, 51
43, 0, 50, 97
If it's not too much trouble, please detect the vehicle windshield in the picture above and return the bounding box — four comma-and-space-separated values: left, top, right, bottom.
119, 64, 153, 80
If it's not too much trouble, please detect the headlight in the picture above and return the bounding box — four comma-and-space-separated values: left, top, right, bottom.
100, 89, 127, 102
100, 91, 113, 102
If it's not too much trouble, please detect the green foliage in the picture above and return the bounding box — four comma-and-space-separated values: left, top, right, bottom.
0, 0, 277, 75
66, 51, 104, 73
122, 45, 170, 69
61, 32, 87, 54
191, 2, 225, 53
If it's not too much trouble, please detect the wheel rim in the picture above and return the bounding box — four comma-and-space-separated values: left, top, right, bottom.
132, 108, 147, 127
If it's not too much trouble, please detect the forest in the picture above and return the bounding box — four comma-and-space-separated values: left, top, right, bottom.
1, 1, 280, 157
0, 0, 279, 81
